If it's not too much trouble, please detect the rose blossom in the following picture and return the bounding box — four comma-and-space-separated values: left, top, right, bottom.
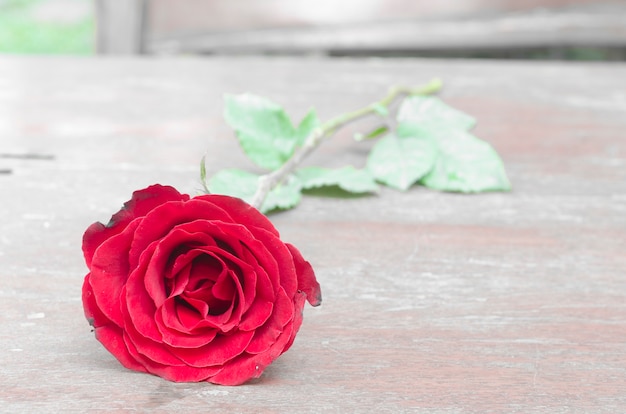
81, 184, 321, 385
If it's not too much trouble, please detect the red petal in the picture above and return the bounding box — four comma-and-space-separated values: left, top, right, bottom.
81, 275, 111, 328
211, 269, 236, 301
123, 316, 185, 367
88, 219, 141, 326
246, 288, 294, 354
240, 247, 275, 304
206, 354, 262, 385
203, 243, 259, 316
160, 292, 236, 334
82, 222, 108, 269
124, 332, 223, 382
154, 307, 218, 348
286, 243, 321, 306
186, 254, 226, 294
115, 185, 188, 223
127, 199, 235, 269
225, 225, 293, 301
160, 297, 219, 332
208, 301, 299, 385
82, 185, 187, 268
173, 329, 254, 367
95, 325, 148, 373
195, 194, 279, 237
167, 255, 193, 298
124, 252, 164, 342
281, 291, 306, 353
241, 249, 272, 312
238, 300, 273, 332
179, 296, 210, 319
143, 235, 187, 307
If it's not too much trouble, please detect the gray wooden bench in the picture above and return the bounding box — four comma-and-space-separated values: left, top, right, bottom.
96, 0, 626, 58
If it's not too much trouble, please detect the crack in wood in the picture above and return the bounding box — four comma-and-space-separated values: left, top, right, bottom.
0, 153, 55, 160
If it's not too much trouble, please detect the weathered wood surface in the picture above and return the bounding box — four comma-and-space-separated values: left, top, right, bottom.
144, 1, 626, 55
149, 0, 607, 33
97, 0, 626, 55
1, 56, 625, 412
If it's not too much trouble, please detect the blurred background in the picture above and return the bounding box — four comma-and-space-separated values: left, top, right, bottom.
0, 0, 625, 60
0, 0, 92, 54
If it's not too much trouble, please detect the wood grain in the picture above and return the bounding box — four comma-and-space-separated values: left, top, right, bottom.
144, 1, 626, 55
0, 56, 625, 412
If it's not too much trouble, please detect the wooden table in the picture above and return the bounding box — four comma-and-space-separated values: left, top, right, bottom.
1, 56, 625, 412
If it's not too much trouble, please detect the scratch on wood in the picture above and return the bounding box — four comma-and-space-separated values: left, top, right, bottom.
0, 153, 55, 160
533, 345, 540, 388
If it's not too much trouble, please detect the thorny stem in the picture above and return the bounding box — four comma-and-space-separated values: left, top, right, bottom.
250, 78, 443, 210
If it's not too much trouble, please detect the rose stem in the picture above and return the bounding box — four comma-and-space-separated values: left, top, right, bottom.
250, 78, 443, 210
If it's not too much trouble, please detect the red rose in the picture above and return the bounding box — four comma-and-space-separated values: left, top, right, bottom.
81, 184, 321, 385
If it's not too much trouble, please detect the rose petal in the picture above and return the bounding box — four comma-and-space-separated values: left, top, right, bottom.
168, 259, 192, 298
82, 185, 187, 267
88, 219, 141, 326
173, 329, 254, 367
246, 287, 294, 354
154, 308, 218, 348
281, 291, 306, 353
175, 263, 242, 332
240, 247, 275, 303
161, 282, 238, 334
196, 194, 279, 237
242, 227, 298, 300
128, 199, 236, 269
95, 325, 147, 373
182, 282, 231, 318
186, 254, 226, 293
175, 219, 245, 257
207, 304, 299, 386
124, 262, 163, 342
286, 243, 322, 307
238, 300, 273, 332
152, 220, 267, 317
160, 297, 220, 332
168, 249, 204, 282
202, 244, 258, 315
82, 222, 108, 269
210, 268, 236, 301
236, 246, 264, 312
206, 355, 263, 385
144, 228, 217, 306
123, 318, 185, 367
198, 268, 241, 331
124, 332, 223, 382
82, 276, 112, 328
111, 185, 188, 227
178, 296, 210, 319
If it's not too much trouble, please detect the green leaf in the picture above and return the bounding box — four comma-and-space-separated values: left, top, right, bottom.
296, 166, 378, 194
354, 125, 389, 141
207, 169, 258, 202
418, 129, 511, 193
208, 169, 302, 213
224, 94, 318, 170
264, 176, 303, 212
366, 133, 438, 191
294, 109, 321, 148
397, 95, 476, 132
